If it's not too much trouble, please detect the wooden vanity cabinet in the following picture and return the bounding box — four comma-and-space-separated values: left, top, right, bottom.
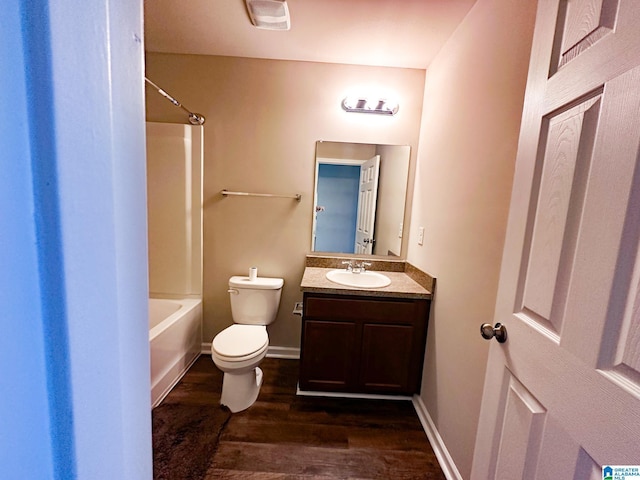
299, 292, 430, 395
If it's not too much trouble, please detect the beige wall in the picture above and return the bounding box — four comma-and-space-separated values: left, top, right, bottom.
407, 0, 537, 477
376, 144, 411, 256
145, 54, 425, 346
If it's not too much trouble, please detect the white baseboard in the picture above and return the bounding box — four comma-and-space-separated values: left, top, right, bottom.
266, 346, 300, 359
201, 342, 300, 359
412, 395, 463, 480
297, 384, 412, 401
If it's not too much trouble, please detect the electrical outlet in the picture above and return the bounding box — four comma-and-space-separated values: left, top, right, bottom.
418, 227, 425, 245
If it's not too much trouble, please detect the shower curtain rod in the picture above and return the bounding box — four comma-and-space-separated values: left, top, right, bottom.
144, 77, 205, 125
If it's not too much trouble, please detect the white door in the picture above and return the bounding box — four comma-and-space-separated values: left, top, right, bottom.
355, 155, 380, 254
472, 1, 640, 478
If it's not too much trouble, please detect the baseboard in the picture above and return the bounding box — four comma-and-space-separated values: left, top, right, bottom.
267, 346, 300, 359
201, 342, 300, 360
297, 384, 412, 401
412, 395, 463, 480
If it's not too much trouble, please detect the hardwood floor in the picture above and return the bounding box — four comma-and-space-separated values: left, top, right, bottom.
154, 355, 446, 479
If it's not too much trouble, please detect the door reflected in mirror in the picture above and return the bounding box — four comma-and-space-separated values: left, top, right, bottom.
312, 141, 410, 257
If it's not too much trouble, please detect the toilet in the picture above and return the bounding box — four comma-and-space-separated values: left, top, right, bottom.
211, 275, 283, 412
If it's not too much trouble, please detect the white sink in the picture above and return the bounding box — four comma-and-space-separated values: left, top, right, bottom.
325, 269, 391, 288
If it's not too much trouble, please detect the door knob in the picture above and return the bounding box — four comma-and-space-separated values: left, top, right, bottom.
480, 323, 507, 343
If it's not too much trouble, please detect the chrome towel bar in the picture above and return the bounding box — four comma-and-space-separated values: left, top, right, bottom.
221, 189, 302, 201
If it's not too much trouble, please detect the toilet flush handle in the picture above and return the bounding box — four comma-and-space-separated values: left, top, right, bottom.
227, 288, 239, 295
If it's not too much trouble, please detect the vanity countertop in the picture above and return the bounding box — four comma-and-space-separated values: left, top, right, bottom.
300, 267, 432, 299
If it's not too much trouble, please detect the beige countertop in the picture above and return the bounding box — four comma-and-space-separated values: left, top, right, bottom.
300, 267, 432, 299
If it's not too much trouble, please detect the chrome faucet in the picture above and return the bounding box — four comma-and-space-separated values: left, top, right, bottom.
352, 261, 372, 274
341, 261, 353, 272
341, 260, 372, 273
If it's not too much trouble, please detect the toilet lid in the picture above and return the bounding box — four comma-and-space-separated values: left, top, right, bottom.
229, 276, 284, 290
212, 325, 268, 358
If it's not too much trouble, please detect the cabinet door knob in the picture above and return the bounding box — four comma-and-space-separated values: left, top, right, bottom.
480, 323, 507, 343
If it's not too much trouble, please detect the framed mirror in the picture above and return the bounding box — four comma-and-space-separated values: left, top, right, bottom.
312, 141, 411, 257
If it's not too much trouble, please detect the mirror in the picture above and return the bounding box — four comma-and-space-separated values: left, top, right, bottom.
312, 141, 411, 257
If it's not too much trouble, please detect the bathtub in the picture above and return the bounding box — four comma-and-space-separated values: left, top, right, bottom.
149, 297, 202, 408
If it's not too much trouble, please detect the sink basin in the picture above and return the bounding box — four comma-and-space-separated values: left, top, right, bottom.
325, 269, 391, 288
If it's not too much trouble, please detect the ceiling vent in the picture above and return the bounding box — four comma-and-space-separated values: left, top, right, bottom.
245, 0, 291, 31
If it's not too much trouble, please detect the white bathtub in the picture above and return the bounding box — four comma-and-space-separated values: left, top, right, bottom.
149, 297, 202, 408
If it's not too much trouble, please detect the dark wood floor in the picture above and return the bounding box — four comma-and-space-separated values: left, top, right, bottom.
156, 355, 446, 479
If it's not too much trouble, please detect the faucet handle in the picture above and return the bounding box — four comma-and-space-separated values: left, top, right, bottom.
341, 260, 353, 271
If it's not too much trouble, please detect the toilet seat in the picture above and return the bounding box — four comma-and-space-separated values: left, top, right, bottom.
212, 324, 268, 361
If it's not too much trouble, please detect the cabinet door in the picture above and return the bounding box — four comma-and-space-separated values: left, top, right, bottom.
359, 323, 415, 393
299, 319, 358, 391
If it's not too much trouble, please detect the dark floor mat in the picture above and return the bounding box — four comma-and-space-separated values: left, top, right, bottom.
152, 402, 231, 480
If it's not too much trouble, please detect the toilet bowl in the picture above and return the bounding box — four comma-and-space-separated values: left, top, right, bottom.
211, 275, 283, 412
212, 324, 269, 412
212, 324, 269, 372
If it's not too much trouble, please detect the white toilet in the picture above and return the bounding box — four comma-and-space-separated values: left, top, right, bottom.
211, 275, 283, 412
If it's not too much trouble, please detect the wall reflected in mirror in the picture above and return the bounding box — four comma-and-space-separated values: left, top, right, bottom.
312, 141, 410, 257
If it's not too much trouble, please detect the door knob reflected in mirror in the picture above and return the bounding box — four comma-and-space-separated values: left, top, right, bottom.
480, 323, 508, 343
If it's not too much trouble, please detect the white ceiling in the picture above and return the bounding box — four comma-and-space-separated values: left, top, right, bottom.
144, 0, 477, 70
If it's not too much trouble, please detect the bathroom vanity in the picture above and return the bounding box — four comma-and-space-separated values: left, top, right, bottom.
299, 263, 433, 396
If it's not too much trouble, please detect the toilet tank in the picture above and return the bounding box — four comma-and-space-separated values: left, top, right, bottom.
228, 276, 284, 325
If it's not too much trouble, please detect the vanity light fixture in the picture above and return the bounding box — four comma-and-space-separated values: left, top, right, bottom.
245, 0, 291, 31
341, 97, 399, 116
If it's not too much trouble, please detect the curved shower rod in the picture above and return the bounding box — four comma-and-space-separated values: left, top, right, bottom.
144, 77, 205, 125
